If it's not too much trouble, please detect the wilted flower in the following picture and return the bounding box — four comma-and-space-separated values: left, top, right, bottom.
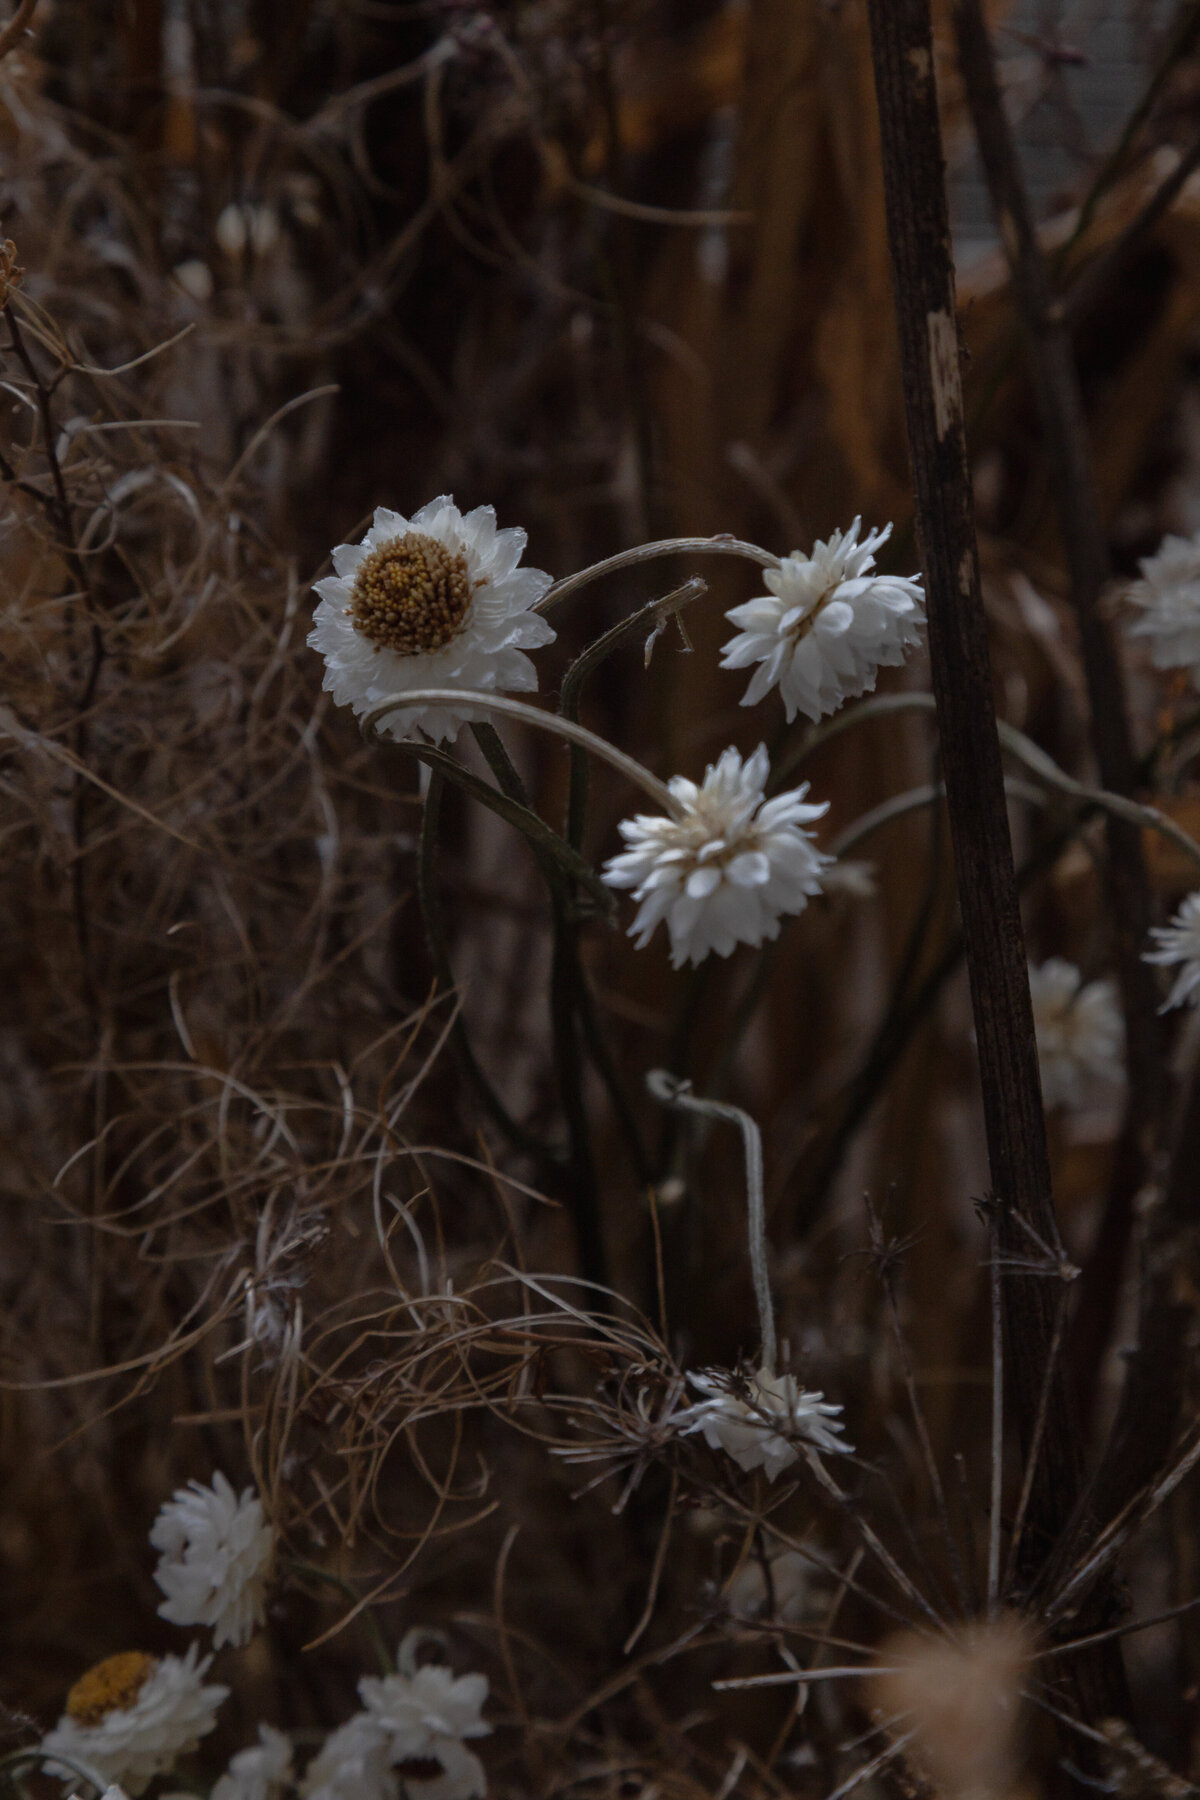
1125, 530, 1200, 684
680, 1366, 851, 1479
150, 1471, 273, 1649
212, 1727, 294, 1800
1144, 890, 1200, 1010
872, 1615, 1032, 1800
1028, 959, 1124, 1109
309, 497, 554, 744
42, 1647, 227, 1795
601, 745, 831, 968
720, 519, 924, 722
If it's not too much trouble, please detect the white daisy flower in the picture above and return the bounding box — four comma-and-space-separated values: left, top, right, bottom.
213, 1727, 294, 1800
680, 1366, 851, 1480
302, 1715, 394, 1800
1028, 959, 1125, 1110
42, 1647, 227, 1795
720, 518, 924, 722
150, 1471, 273, 1649
1125, 531, 1200, 683
602, 745, 830, 968
309, 497, 555, 744
359, 1663, 490, 1800
1144, 891, 1200, 1010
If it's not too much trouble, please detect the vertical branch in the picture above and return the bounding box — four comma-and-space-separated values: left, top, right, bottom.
950, 0, 1167, 1432
864, 0, 1131, 1722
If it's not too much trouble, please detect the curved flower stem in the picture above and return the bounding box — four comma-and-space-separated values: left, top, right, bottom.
644, 1070, 775, 1376
417, 770, 563, 1163
285, 1558, 395, 1674
537, 535, 779, 613
782, 689, 1200, 871
364, 691, 677, 816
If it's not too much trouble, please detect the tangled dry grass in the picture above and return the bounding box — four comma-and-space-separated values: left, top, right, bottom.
5, 3, 1200, 1799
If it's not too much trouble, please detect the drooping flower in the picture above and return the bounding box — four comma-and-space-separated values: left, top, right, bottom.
1028, 959, 1124, 1110
42, 1647, 227, 1795
1125, 530, 1200, 684
309, 497, 555, 744
679, 1366, 851, 1479
601, 744, 831, 968
212, 1727, 294, 1800
720, 519, 924, 722
150, 1471, 273, 1648
1144, 891, 1200, 1011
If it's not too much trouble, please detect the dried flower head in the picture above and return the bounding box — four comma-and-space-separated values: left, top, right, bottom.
302, 1715, 394, 1800
1144, 891, 1200, 1011
1125, 530, 1200, 684
150, 1471, 273, 1648
720, 519, 924, 722
1028, 958, 1124, 1109
680, 1365, 851, 1478
310, 497, 555, 744
601, 745, 831, 968
42, 1646, 227, 1795
872, 1615, 1032, 1800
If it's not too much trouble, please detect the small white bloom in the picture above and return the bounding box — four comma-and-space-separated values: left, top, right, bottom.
1028, 959, 1124, 1109
602, 745, 832, 968
1125, 531, 1200, 683
150, 1470, 273, 1648
360, 1663, 489, 1800
305, 1663, 490, 1800
721, 519, 924, 722
1144, 891, 1200, 1010
309, 497, 555, 744
213, 1727, 294, 1800
302, 1715, 394, 1800
42, 1647, 227, 1795
680, 1366, 851, 1479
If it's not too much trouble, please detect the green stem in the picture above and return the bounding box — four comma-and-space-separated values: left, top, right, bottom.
286, 1559, 395, 1674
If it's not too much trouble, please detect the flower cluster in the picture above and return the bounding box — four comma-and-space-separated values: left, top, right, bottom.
679, 1365, 851, 1479
150, 1471, 274, 1649
309, 499, 922, 966
601, 745, 831, 967
1028, 959, 1124, 1109
303, 1653, 491, 1800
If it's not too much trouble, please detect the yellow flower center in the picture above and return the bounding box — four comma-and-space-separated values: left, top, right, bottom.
350, 532, 474, 656
66, 1651, 157, 1725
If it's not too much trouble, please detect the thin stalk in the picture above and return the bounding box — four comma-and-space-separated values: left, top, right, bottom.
538, 535, 778, 612
988, 1215, 1004, 1616
417, 770, 562, 1161
644, 1071, 775, 1374
286, 1558, 395, 1674
364, 690, 675, 814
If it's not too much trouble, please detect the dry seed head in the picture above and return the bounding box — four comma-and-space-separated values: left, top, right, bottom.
66, 1651, 158, 1725
872, 1614, 1032, 1800
349, 532, 474, 656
